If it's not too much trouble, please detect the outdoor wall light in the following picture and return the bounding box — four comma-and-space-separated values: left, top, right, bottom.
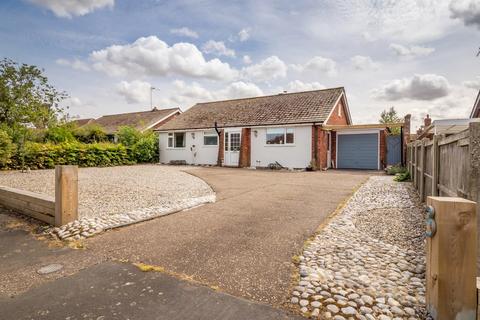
254, 130, 258, 137
191, 132, 195, 139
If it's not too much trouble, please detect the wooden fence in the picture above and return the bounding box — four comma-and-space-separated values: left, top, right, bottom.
407, 121, 480, 271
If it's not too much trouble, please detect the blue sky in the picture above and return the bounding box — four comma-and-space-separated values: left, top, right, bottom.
1, 0, 480, 130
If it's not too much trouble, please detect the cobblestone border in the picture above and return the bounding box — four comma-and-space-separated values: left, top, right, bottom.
48, 195, 216, 241
290, 176, 426, 320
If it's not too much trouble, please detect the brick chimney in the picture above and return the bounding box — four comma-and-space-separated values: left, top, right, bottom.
424, 114, 432, 127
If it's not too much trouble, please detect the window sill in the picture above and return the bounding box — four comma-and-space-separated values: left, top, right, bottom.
166, 147, 186, 150
264, 144, 296, 147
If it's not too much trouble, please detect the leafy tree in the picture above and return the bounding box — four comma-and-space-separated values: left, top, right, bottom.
379, 107, 401, 134
0, 129, 15, 167
0, 58, 68, 132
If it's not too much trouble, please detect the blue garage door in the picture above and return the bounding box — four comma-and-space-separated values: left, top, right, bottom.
337, 133, 378, 169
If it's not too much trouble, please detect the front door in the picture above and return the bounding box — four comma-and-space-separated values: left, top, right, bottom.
224, 130, 241, 166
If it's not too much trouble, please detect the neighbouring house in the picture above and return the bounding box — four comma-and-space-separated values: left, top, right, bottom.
155, 88, 407, 170
92, 107, 181, 141
70, 118, 94, 127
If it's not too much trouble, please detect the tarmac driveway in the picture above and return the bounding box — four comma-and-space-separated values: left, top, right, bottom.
0, 167, 369, 312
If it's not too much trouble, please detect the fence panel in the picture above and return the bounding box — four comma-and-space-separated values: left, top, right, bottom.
407, 122, 480, 273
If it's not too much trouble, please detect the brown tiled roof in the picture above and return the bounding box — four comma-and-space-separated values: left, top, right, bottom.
93, 107, 180, 134
156, 87, 345, 131
71, 118, 94, 127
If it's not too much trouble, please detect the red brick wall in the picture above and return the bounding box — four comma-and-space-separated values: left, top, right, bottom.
326, 99, 349, 125
311, 126, 328, 170
380, 130, 386, 169
239, 128, 251, 168
217, 129, 224, 166
331, 131, 337, 167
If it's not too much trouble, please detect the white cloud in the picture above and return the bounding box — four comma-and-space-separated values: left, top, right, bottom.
167, 80, 263, 107
89, 36, 237, 80
238, 28, 251, 41
116, 80, 152, 104
463, 76, 480, 89
62, 96, 97, 115
372, 74, 451, 101
170, 27, 199, 39
332, 0, 454, 43
285, 80, 325, 92
406, 85, 476, 128
450, 0, 480, 29
243, 55, 252, 64
202, 40, 236, 57
56, 58, 90, 71
389, 43, 435, 58
350, 55, 380, 70
291, 56, 337, 76
361, 32, 376, 42
219, 81, 263, 99
29, 0, 113, 18
241, 56, 287, 82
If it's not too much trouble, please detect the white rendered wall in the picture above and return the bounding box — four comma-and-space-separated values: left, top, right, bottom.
250, 125, 312, 169
159, 131, 218, 165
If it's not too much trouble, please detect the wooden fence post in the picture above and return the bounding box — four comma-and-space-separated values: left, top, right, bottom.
55, 165, 78, 227
468, 122, 480, 274
413, 141, 418, 189
426, 196, 477, 320
420, 140, 426, 200
432, 135, 439, 197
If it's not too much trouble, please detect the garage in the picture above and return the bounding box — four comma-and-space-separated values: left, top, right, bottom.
337, 132, 379, 169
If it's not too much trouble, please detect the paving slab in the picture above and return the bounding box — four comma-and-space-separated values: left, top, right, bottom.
1, 261, 302, 320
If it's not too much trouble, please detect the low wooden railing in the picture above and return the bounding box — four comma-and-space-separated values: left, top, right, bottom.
0, 165, 78, 226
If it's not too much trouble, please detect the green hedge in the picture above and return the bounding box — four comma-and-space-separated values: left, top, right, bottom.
8, 142, 135, 170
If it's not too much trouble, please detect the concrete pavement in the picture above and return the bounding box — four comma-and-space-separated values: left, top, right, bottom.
2, 261, 302, 320
0, 167, 369, 318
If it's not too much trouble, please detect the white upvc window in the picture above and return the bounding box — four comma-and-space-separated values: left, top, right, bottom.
167, 132, 186, 148
266, 127, 295, 145
203, 130, 218, 146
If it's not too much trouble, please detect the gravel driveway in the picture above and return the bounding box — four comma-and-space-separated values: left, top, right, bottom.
0, 165, 214, 219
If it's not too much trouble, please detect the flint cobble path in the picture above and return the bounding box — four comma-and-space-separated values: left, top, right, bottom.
291, 176, 426, 319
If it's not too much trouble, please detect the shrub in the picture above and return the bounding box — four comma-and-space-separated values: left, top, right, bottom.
8, 141, 133, 170
386, 165, 407, 175
44, 125, 76, 143
0, 129, 15, 168
394, 171, 411, 182
74, 124, 107, 143
117, 126, 142, 147
132, 133, 159, 163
